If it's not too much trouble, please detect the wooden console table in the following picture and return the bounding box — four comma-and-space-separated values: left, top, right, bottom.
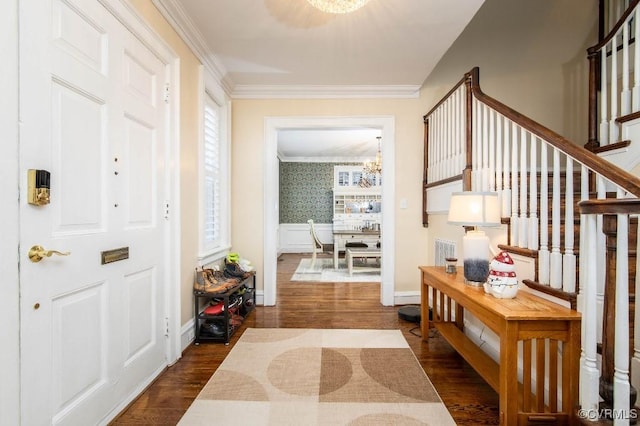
419, 266, 581, 425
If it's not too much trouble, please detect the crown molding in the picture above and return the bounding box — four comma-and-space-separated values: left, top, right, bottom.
232, 84, 421, 99
152, 0, 233, 95
277, 155, 369, 163
151, 0, 421, 100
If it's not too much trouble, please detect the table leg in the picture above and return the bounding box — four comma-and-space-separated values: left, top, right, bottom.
564, 321, 580, 423
421, 272, 430, 341
500, 322, 519, 425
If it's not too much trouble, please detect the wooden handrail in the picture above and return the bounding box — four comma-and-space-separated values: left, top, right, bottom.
466, 66, 640, 198
588, 0, 640, 55
422, 73, 468, 121
578, 198, 640, 215
587, 0, 640, 150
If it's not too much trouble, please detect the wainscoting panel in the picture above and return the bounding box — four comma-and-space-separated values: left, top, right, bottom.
279, 223, 333, 253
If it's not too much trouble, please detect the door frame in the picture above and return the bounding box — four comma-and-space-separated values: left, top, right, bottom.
1, 0, 20, 422
263, 116, 396, 306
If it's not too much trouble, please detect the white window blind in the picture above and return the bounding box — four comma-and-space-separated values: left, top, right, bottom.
203, 98, 221, 250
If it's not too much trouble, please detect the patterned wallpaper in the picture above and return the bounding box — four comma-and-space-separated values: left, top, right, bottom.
279, 162, 358, 224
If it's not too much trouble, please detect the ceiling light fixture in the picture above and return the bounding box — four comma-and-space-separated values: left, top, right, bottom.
307, 0, 370, 14
363, 136, 382, 175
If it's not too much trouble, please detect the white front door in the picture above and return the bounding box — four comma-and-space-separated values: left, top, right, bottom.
19, 0, 170, 424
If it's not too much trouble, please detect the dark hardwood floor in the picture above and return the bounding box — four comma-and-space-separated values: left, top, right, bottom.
111, 253, 499, 425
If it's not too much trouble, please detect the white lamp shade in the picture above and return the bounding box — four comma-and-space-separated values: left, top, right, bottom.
448, 192, 501, 227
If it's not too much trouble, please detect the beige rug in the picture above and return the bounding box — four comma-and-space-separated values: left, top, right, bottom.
179, 328, 455, 425
291, 258, 381, 283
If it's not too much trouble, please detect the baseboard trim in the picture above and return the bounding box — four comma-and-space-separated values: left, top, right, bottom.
394, 291, 420, 305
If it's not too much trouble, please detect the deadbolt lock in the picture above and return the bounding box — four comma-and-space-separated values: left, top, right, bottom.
27, 169, 51, 206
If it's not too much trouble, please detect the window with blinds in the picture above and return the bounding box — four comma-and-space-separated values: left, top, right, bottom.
203, 97, 221, 251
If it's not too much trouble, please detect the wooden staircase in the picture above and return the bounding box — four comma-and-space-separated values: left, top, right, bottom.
422, 62, 640, 423
497, 171, 585, 309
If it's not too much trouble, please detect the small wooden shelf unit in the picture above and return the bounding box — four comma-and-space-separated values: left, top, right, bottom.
419, 266, 581, 425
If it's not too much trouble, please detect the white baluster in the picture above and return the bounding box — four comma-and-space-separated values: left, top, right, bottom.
519, 128, 528, 248
482, 104, 490, 191
430, 110, 436, 182
455, 94, 460, 177
486, 110, 500, 191
510, 122, 519, 245
622, 21, 631, 116
539, 143, 550, 285
562, 159, 576, 293
613, 210, 630, 426
601, 45, 610, 146
610, 35, 620, 144
496, 113, 503, 198
596, 177, 607, 345
436, 106, 442, 181
472, 99, 480, 189
550, 148, 562, 289
528, 136, 538, 251
634, 7, 640, 112
580, 213, 602, 419
447, 98, 453, 179
632, 214, 640, 393
458, 86, 466, 172
502, 118, 511, 218
430, 108, 437, 181
577, 165, 589, 311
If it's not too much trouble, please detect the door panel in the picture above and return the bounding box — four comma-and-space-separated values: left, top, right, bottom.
52, 80, 105, 233
124, 117, 155, 226
20, 0, 169, 424
125, 267, 156, 363
52, 284, 106, 411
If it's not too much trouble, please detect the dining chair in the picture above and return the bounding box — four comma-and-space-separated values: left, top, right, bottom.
307, 219, 332, 269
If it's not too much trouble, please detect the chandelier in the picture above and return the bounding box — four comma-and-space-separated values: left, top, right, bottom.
363, 136, 382, 175
306, 0, 370, 14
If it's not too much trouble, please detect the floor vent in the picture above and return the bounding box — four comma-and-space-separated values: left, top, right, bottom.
435, 239, 456, 266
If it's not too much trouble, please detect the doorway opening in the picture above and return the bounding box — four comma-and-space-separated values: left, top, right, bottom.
263, 116, 395, 306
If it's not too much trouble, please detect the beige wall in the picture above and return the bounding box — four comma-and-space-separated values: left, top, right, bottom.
129, 0, 202, 324
231, 99, 427, 293
130, 0, 601, 319
420, 0, 598, 265
231, 0, 599, 294
420, 0, 597, 144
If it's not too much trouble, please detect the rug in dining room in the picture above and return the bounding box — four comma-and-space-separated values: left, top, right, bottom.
291, 258, 381, 282
178, 328, 455, 425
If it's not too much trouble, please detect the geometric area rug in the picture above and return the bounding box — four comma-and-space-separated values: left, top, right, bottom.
178, 328, 455, 425
291, 258, 381, 283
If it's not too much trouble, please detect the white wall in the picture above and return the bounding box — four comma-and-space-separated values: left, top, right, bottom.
279, 223, 333, 253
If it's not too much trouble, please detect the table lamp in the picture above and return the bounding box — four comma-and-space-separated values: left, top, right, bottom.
447, 191, 501, 286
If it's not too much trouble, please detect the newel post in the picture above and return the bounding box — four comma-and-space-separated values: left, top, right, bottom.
463, 70, 474, 191
422, 116, 429, 227
586, 48, 600, 151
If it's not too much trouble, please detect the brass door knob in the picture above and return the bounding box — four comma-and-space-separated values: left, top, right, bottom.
28, 245, 71, 263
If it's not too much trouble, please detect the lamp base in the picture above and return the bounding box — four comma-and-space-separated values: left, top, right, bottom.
463, 258, 490, 284
464, 279, 485, 287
